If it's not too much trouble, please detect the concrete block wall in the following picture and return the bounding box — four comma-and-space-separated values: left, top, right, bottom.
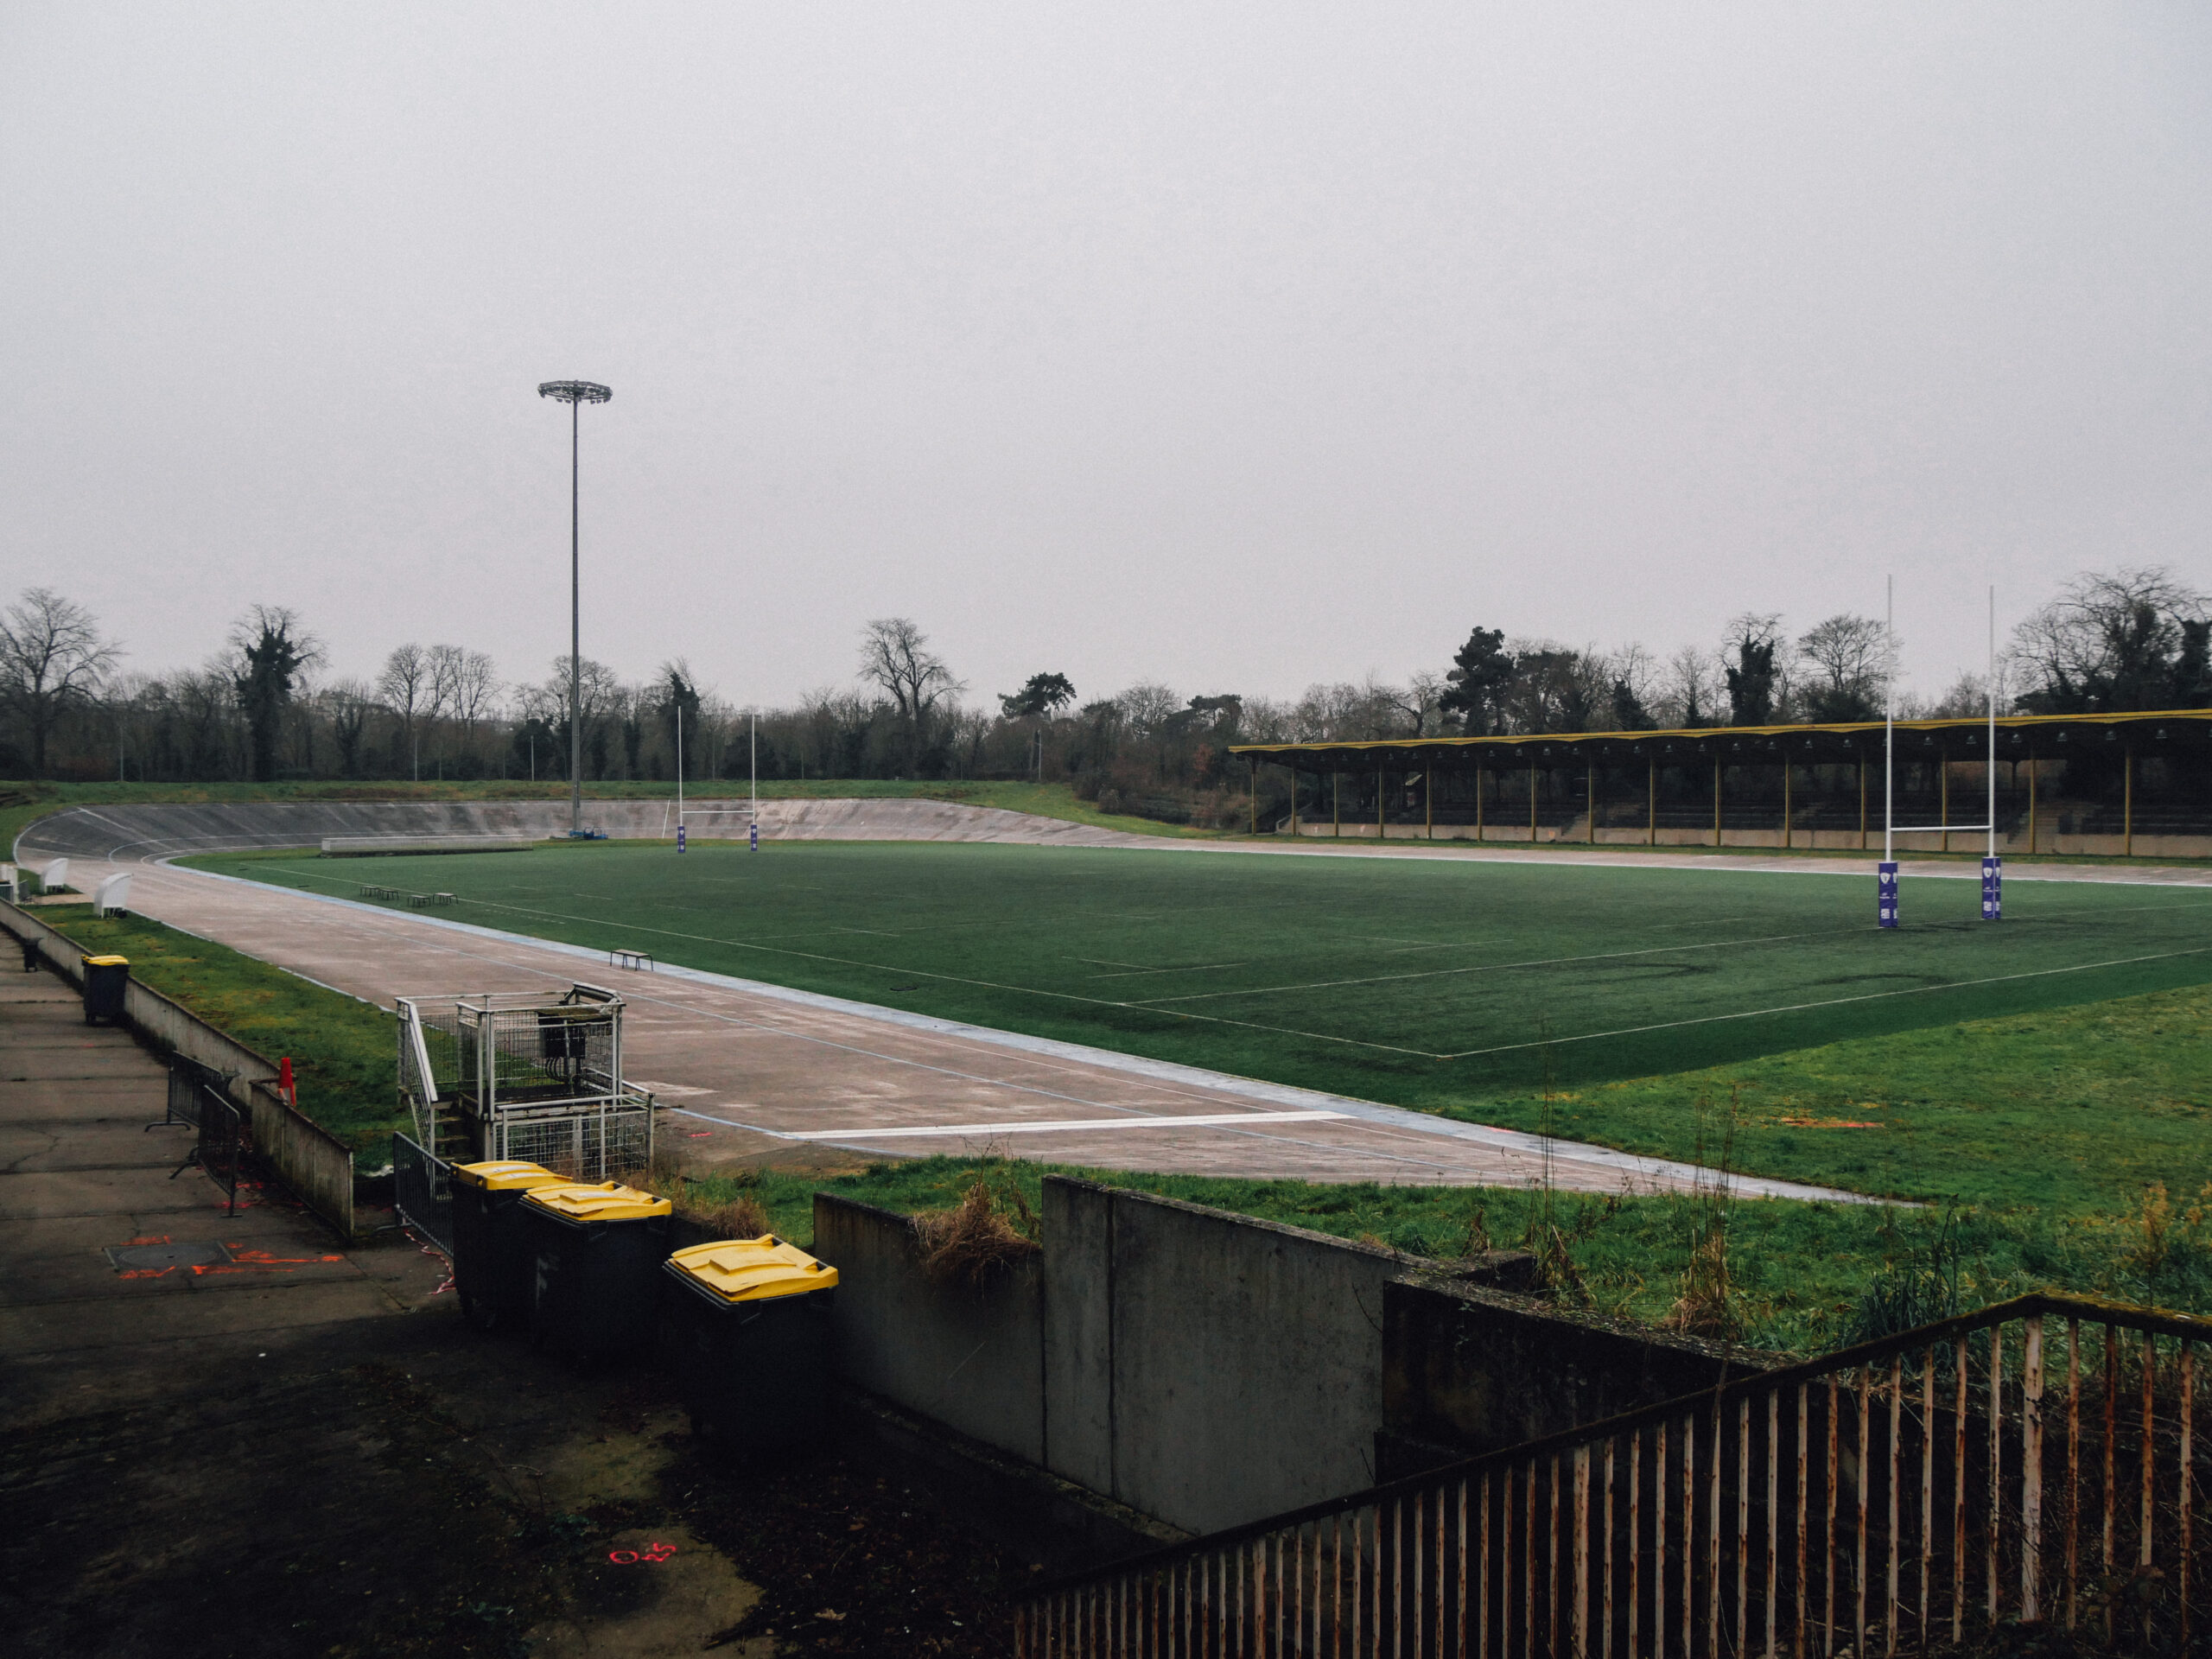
1044, 1178, 1403, 1535
1380, 1274, 1763, 1469
813, 1192, 1046, 1465
813, 1177, 1777, 1546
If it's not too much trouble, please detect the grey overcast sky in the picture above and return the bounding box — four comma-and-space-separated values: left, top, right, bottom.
5, 4, 2210, 709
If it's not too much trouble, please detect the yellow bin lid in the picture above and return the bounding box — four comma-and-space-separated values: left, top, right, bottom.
452, 1160, 567, 1192
83, 955, 130, 967
667, 1236, 837, 1303
522, 1181, 671, 1223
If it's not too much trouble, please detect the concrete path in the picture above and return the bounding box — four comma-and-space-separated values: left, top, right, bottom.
0, 959, 824, 1656
0, 963, 427, 1420
20, 846, 1874, 1201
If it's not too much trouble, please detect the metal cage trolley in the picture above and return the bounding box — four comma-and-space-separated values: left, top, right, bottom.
395, 983, 655, 1181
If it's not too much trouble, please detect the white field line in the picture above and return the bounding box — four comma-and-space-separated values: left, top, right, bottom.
774, 1109, 1349, 1141
1436, 944, 2212, 1058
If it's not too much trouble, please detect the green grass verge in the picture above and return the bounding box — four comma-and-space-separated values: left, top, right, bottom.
687, 1146, 2212, 1357
28, 905, 405, 1154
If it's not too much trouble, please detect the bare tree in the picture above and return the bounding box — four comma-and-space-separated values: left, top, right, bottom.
320, 680, 378, 778
858, 619, 963, 722
2010, 567, 2209, 713
0, 588, 120, 775
378, 643, 439, 780
1115, 682, 1183, 737
1656, 645, 1722, 729
1796, 613, 1888, 721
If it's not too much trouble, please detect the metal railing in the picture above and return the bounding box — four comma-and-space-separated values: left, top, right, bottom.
392, 1132, 454, 1257
170, 1081, 244, 1215
1017, 1294, 2210, 1656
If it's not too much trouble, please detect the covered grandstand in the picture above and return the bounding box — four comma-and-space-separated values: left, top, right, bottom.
1230, 709, 2212, 858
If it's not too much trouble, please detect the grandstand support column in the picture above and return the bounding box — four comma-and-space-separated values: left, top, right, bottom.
2125, 741, 2134, 855
2026, 750, 2037, 853
1377, 768, 1385, 839
1648, 760, 1656, 846
1476, 766, 1485, 842
1249, 762, 1256, 836
1782, 761, 1791, 850
1940, 747, 1950, 853
1332, 772, 1340, 837
1713, 760, 1723, 847
1289, 768, 1300, 836
1586, 763, 1596, 843
1859, 758, 1868, 850
1529, 761, 1538, 842
1425, 766, 1433, 840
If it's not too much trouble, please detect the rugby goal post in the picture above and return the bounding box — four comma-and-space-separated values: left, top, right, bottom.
672, 709, 760, 851
1880, 580, 2002, 928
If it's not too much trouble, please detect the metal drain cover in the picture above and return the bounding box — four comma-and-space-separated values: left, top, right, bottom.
107, 1241, 230, 1271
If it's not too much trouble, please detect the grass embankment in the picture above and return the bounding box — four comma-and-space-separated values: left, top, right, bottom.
28, 906, 404, 1154
0, 777, 1205, 860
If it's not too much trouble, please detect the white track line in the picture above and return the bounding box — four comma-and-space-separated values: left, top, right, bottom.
774, 1109, 1349, 1141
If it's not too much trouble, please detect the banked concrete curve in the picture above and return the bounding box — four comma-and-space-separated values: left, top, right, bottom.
14, 797, 1160, 865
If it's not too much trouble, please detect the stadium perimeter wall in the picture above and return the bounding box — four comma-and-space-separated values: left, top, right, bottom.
817, 1179, 1764, 1537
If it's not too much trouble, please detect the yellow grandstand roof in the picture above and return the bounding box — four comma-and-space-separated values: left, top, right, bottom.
1230, 709, 2212, 767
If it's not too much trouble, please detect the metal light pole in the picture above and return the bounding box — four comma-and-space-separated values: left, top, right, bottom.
537, 379, 613, 836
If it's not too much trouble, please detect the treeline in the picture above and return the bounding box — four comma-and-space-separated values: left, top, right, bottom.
1, 569, 2203, 828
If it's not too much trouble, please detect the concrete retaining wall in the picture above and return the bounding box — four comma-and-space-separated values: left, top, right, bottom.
813, 1174, 1777, 1542
1380, 1274, 1758, 1471
813, 1192, 1046, 1465
0, 899, 357, 1240
1043, 1178, 1402, 1535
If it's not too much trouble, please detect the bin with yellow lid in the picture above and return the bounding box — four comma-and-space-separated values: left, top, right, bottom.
661, 1236, 839, 1459
81, 955, 130, 1026
519, 1181, 674, 1362
449, 1160, 567, 1333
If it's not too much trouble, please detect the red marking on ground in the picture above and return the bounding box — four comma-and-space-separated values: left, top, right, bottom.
123, 1236, 170, 1247
118, 1268, 175, 1280
608, 1542, 678, 1565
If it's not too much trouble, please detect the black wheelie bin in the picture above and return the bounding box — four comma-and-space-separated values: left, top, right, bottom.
450, 1160, 567, 1332
661, 1236, 838, 1459
520, 1181, 674, 1363
82, 955, 130, 1025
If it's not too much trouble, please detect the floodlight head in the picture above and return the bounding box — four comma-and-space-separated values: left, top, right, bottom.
538, 380, 612, 404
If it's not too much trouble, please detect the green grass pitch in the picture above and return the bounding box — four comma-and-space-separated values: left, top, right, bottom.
202, 837, 2212, 1110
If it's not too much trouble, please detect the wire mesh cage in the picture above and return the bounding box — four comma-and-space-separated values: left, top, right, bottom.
396, 983, 654, 1181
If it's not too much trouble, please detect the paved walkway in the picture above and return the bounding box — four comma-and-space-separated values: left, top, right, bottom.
0, 960, 788, 1656
20, 847, 1873, 1200
0, 963, 426, 1421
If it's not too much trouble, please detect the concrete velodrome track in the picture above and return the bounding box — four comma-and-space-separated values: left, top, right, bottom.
30, 797, 2190, 1199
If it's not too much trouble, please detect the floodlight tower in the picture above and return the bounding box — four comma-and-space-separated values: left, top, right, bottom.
537, 380, 613, 836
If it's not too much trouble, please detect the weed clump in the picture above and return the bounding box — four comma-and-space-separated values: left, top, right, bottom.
913, 1169, 1041, 1286
1666, 1090, 1742, 1341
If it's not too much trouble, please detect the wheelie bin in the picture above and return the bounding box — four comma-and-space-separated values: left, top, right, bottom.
519, 1181, 673, 1362
449, 1160, 567, 1332
82, 955, 129, 1025
661, 1236, 838, 1459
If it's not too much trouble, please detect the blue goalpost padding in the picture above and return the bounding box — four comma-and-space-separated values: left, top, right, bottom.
1878, 861, 1899, 928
